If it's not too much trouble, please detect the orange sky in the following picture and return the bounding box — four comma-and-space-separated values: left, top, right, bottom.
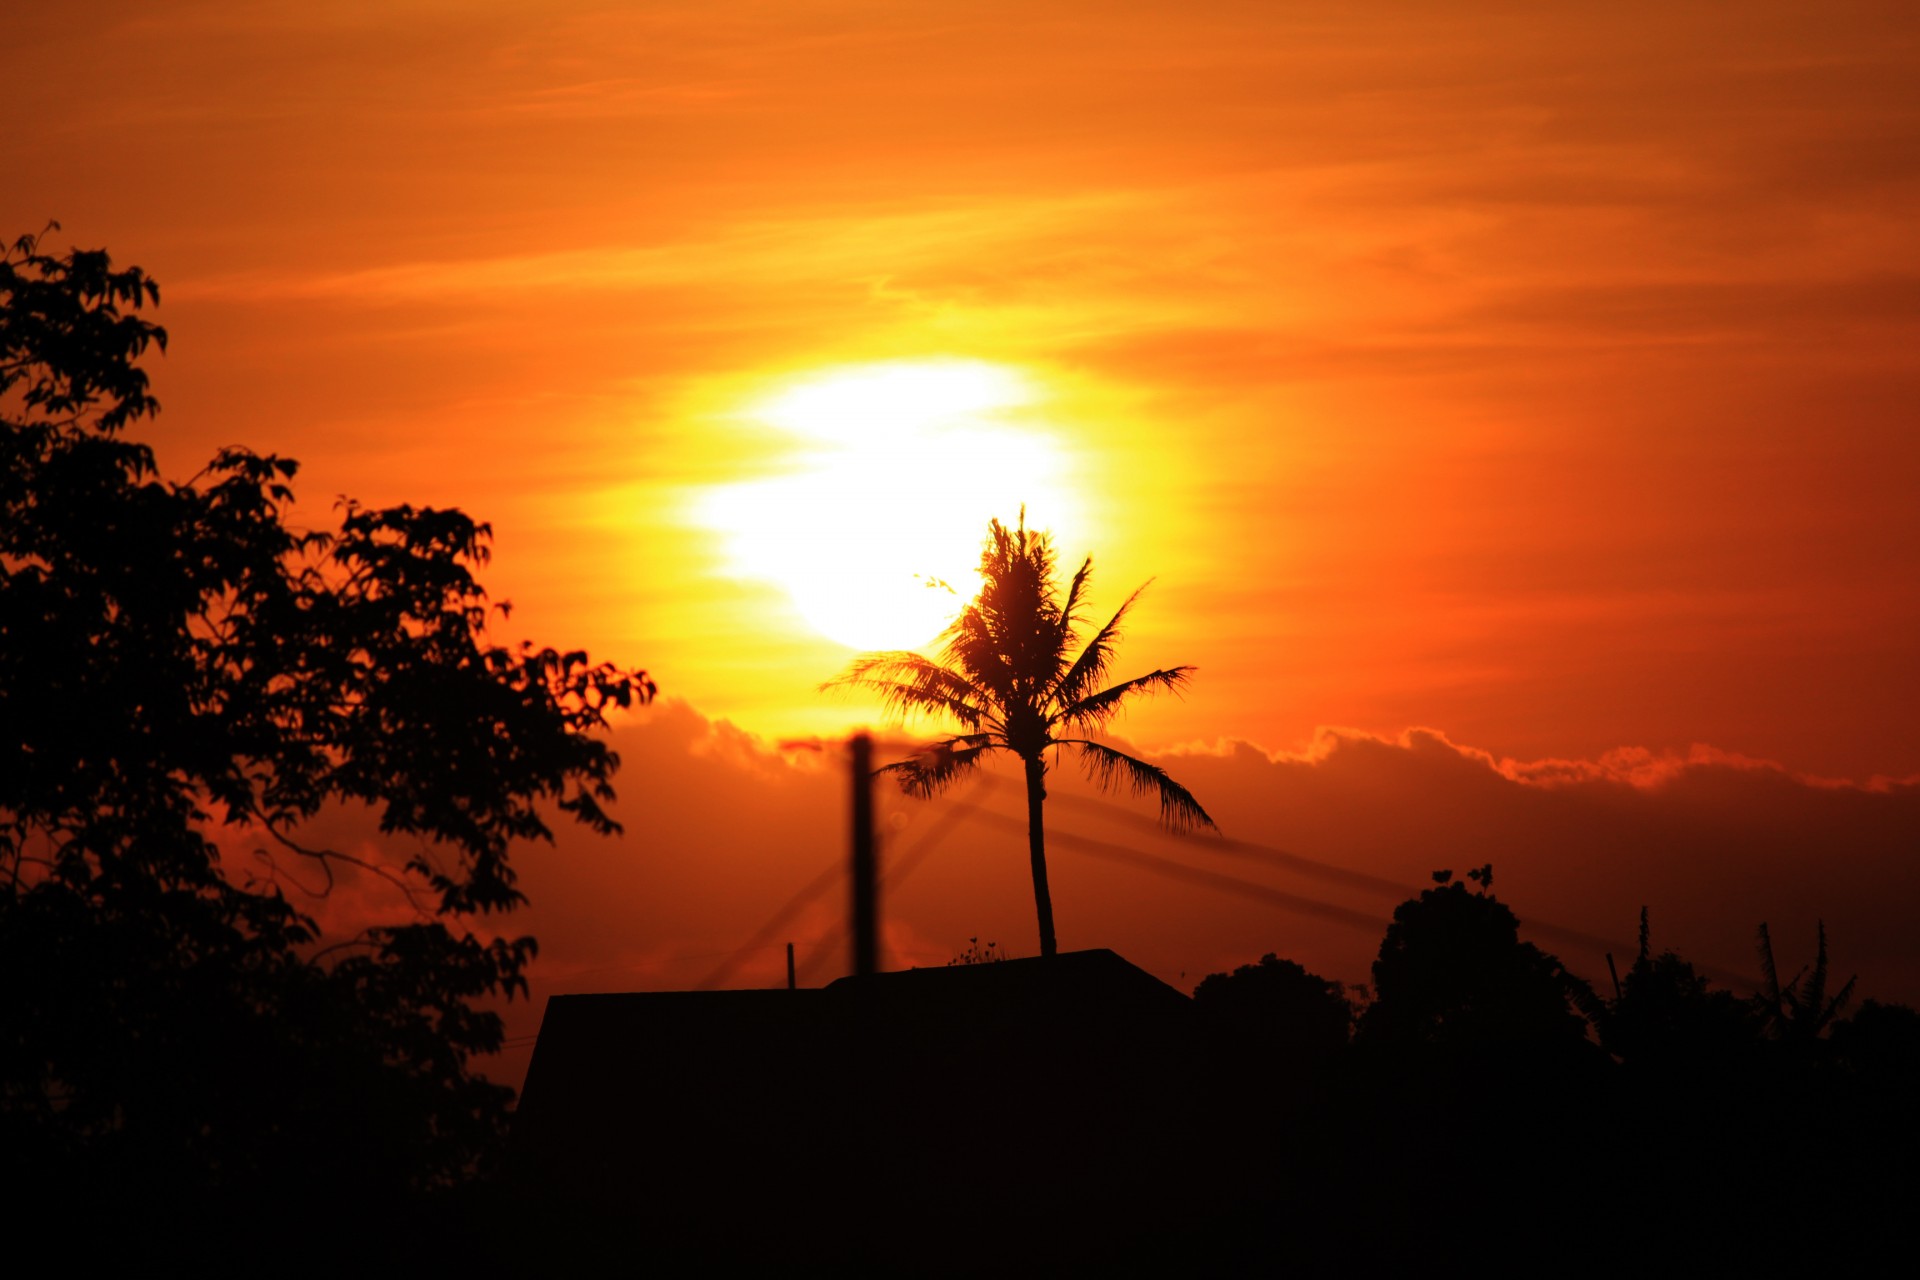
9, 2, 1919, 1076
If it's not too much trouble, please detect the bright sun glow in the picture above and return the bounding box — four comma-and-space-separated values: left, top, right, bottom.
699, 359, 1080, 652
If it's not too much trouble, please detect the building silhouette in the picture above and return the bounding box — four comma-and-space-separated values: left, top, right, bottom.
509, 950, 1207, 1269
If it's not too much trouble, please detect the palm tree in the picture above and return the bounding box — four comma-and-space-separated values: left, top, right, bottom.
1755, 920, 1857, 1047
824, 514, 1215, 956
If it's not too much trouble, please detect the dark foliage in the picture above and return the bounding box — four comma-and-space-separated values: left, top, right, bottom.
1171, 907, 1918, 1272
1191, 952, 1350, 1063
1830, 998, 1920, 1083
1593, 908, 1761, 1070
1356, 868, 1597, 1055
1, 228, 652, 1245
947, 936, 1013, 966
1753, 918, 1857, 1049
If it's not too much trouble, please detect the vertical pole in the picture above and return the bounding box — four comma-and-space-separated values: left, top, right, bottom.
851, 731, 877, 977
787, 941, 796, 991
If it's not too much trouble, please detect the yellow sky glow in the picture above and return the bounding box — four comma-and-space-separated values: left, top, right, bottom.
695, 359, 1080, 652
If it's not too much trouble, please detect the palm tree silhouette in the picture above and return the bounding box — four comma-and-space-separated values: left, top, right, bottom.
825, 514, 1215, 956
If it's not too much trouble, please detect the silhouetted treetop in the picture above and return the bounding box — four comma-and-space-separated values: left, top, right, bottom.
1, 223, 165, 432
1193, 952, 1350, 1061
1359, 869, 1597, 1053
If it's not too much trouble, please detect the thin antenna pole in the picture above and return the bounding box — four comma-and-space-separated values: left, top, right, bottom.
851, 731, 877, 977
787, 941, 796, 991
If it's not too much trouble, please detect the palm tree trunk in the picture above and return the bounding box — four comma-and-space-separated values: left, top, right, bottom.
1023, 754, 1058, 956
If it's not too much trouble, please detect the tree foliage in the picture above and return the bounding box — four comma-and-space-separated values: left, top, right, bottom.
1595, 908, 1761, 1069
1193, 952, 1351, 1063
0, 227, 654, 1220
1358, 868, 1597, 1055
826, 514, 1212, 955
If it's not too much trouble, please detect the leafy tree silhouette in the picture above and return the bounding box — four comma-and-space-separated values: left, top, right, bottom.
826, 514, 1213, 956
1193, 952, 1351, 1062
0, 228, 652, 1243
1358, 867, 1597, 1053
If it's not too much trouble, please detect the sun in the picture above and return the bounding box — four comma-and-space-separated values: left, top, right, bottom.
699, 359, 1080, 652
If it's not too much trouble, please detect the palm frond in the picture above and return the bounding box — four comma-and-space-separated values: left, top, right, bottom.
1054, 665, 1194, 733
1557, 960, 1610, 1031
1756, 922, 1782, 1006
1799, 921, 1856, 1035
1058, 556, 1095, 633
879, 734, 998, 798
1804, 920, 1830, 1021
1820, 974, 1858, 1034
941, 601, 1021, 704
1050, 582, 1148, 709
823, 652, 990, 730
1064, 739, 1217, 833
1050, 555, 1096, 687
